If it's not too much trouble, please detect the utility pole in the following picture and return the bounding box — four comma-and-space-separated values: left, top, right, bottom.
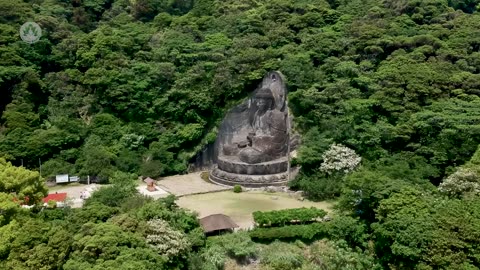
286, 101, 291, 182
39, 158, 42, 179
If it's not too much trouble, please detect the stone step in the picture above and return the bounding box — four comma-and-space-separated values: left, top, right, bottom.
210, 167, 288, 187
217, 155, 288, 175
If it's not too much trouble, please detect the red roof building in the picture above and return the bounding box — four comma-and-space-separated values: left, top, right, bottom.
43, 193, 67, 203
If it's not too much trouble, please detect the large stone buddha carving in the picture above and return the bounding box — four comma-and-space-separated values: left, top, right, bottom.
209, 71, 297, 187
222, 87, 288, 164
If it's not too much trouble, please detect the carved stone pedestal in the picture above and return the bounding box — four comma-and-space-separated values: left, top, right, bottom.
208, 71, 297, 187
209, 155, 288, 187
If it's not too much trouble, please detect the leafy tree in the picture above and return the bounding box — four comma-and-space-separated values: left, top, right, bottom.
0, 218, 73, 270
1, 0, 480, 268
135, 196, 200, 233
75, 135, 117, 180
68, 203, 119, 229
0, 158, 47, 224
320, 143, 362, 175
84, 171, 138, 207
373, 188, 480, 269
205, 232, 257, 263
64, 222, 165, 270
308, 239, 381, 270
326, 216, 368, 249
0, 0, 33, 24
448, 0, 480, 13
260, 240, 306, 270
40, 158, 75, 181
295, 143, 362, 200
295, 171, 345, 200
439, 168, 480, 197
145, 219, 191, 264
439, 144, 480, 197
338, 169, 410, 223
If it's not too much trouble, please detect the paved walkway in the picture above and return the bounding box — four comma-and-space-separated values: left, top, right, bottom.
46, 172, 230, 207
137, 185, 170, 199
157, 172, 231, 197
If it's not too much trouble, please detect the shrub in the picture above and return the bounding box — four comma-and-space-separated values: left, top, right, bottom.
233, 185, 242, 193
260, 241, 305, 270
200, 171, 209, 182
207, 231, 257, 261
84, 171, 138, 207
309, 240, 381, 270
298, 172, 344, 201
120, 194, 153, 213
108, 213, 146, 234
326, 216, 368, 248
202, 244, 226, 270
47, 200, 57, 209
249, 223, 327, 240
84, 184, 137, 207
187, 227, 206, 248
68, 203, 119, 231
197, 232, 257, 270
253, 207, 327, 227
135, 197, 200, 233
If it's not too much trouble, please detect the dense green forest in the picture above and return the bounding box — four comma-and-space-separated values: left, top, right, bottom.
2, 0, 480, 269
2, 0, 478, 183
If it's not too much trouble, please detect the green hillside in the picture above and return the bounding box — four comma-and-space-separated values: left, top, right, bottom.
1, 0, 480, 181
1, 0, 480, 269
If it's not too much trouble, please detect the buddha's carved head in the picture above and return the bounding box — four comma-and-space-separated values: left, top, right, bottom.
255, 87, 274, 112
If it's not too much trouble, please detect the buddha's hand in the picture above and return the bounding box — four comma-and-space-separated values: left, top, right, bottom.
252, 135, 274, 146
237, 140, 249, 148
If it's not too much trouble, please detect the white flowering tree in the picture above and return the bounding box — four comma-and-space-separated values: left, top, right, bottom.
439, 168, 480, 197
146, 219, 191, 259
320, 143, 362, 175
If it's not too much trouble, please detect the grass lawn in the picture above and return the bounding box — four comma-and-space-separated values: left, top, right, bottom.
177, 191, 334, 229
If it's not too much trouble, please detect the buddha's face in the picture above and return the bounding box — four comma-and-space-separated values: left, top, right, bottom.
256, 97, 272, 111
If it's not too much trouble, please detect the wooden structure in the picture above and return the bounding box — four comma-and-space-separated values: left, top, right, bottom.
144, 177, 157, 192
199, 214, 239, 235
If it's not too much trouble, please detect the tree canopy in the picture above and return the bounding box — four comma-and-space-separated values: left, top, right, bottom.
1, 0, 480, 269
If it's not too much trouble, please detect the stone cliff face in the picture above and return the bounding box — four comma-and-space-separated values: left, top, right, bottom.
191, 71, 299, 177
187, 71, 299, 187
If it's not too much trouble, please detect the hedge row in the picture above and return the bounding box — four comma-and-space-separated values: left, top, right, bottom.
253, 207, 327, 227
249, 223, 328, 240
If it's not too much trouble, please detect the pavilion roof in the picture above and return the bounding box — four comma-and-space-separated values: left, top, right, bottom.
199, 214, 239, 233
144, 177, 156, 184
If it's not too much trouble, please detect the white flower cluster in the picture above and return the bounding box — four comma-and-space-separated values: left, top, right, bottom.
146, 219, 190, 258
320, 143, 362, 174
439, 168, 480, 197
